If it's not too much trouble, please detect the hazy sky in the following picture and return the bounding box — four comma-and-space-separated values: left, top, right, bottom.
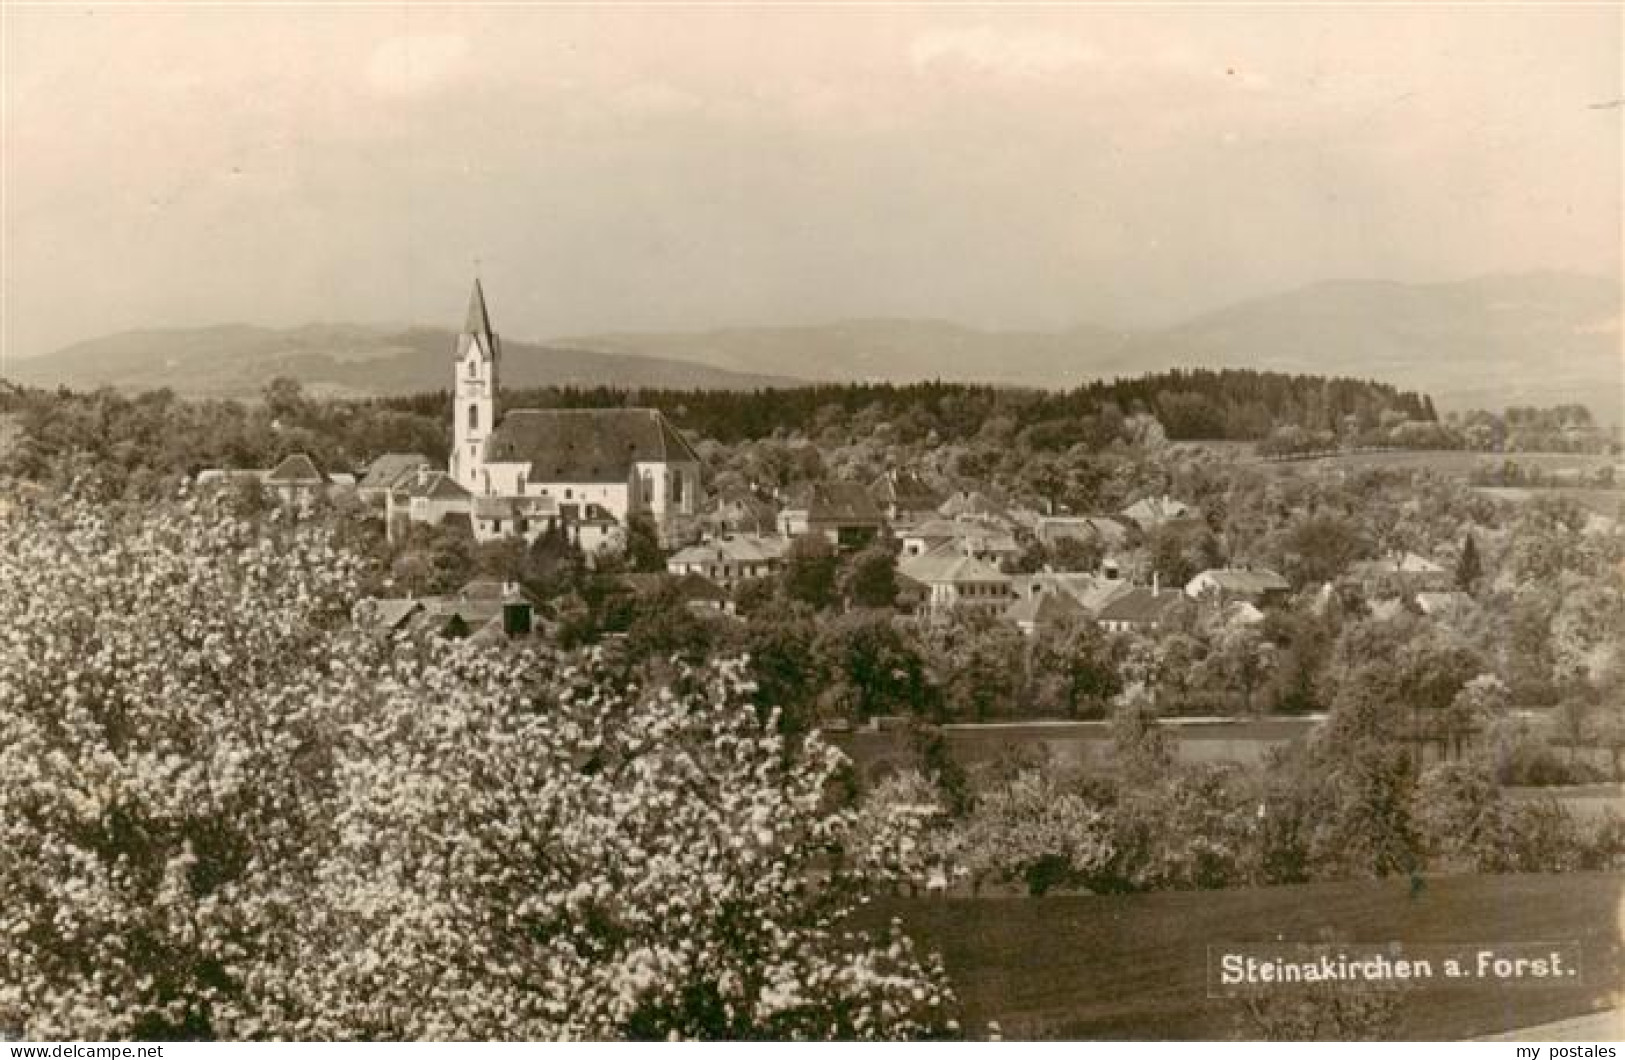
2, 3, 1620, 362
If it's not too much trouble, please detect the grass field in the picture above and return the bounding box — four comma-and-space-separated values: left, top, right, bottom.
858, 873, 1624, 1040
829, 718, 1318, 780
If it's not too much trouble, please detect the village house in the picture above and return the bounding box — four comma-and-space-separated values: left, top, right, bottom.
263, 453, 329, 505
784, 482, 885, 550
1034, 515, 1129, 551
1414, 590, 1475, 620
868, 469, 944, 526
665, 535, 790, 588
1185, 567, 1291, 607
938, 490, 1015, 527
1009, 570, 1135, 616
357, 453, 433, 506
702, 487, 779, 536
385, 466, 473, 540
1004, 589, 1087, 636
1119, 494, 1194, 531
899, 519, 1021, 566
1096, 583, 1186, 633
359, 579, 537, 641
898, 553, 1012, 618
1347, 551, 1453, 595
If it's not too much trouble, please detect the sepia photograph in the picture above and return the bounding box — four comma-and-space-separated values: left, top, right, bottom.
0, 0, 1621, 1044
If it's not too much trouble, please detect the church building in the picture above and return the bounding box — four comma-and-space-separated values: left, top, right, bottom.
393, 280, 704, 549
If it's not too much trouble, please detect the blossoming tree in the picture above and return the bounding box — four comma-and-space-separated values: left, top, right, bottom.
0, 492, 952, 1040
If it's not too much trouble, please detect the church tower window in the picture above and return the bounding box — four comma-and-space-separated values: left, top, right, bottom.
468, 404, 479, 432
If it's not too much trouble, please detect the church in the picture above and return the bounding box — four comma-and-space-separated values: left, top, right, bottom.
387, 280, 704, 550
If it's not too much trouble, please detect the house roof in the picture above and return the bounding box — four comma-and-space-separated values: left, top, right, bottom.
195, 468, 267, 486
1008, 572, 1134, 614
1188, 567, 1290, 595
1005, 590, 1086, 626
364, 597, 424, 631
1223, 600, 1267, 626
486, 408, 699, 484
899, 553, 1009, 586
391, 469, 471, 502
1121, 495, 1192, 526
806, 481, 884, 525
1036, 516, 1128, 545
1415, 590, 1473, 615
420, 596, 505, 627
706, 489, 779, 524
939, 491, 1010, 522
1351, 552, 1446, 578
359, 453, 432, 491
906, 518, 972, 540
457, 579, 541, 606
1098, 587, 1184, 625
669, 535, 789, 566
265, 453, 326, 485
869, 469, 943, 509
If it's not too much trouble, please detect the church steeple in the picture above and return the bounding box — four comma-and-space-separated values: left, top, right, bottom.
456, 277, 500, 363
451, 277, 500, 491
465, 277, 494, 344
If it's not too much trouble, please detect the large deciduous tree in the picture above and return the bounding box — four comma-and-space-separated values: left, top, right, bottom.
0, 493, 954, 1040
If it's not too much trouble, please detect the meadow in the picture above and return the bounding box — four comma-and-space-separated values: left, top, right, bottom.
861, 872, 1624, 1040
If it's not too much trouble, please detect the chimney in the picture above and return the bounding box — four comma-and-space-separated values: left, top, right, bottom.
416, 464, 430, 488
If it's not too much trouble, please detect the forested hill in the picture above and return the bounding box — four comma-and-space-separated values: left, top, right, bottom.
385, 368, 1435, 446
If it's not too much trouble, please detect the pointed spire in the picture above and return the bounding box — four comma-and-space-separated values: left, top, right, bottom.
465, 277, 494, 338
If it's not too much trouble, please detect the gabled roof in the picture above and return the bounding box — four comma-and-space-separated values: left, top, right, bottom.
869, 469, 944, 509
1098, 587, 1184, 625
939, 491, 1010, 522
364, 597, 425, 631
1120, 495, 1192, 526
391, 469, 471, 501
360, 453, 432, 491
1036, 516, 1128, 545
899, 553, 1009, 586
1188, 567, 1290, 594
265, 453, 326, 485
806, 482, 884, 525
458, 579, 540, 606
907, 518, 972, 540
669, 535, 789, 566
486, 408, 699, 484
707, 489, 779, 519
1351, 552, 1446, 578
1005, 590, 1086, 627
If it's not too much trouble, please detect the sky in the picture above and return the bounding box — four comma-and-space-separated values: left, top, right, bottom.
2, 3, 1620, 362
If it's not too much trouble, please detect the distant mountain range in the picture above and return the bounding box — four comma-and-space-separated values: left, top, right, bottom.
563, 272, 1622, 428
1, 325, 799, 397
5, 272, 1619, 428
